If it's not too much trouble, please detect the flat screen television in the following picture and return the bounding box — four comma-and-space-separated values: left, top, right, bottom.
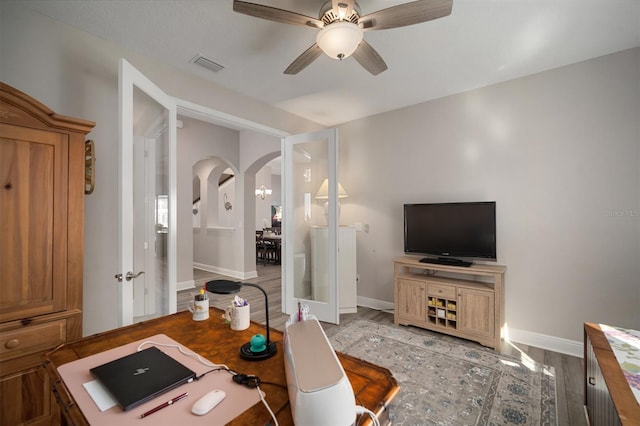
403, 201, 496, 266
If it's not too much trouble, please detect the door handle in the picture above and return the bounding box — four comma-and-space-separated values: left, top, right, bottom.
126, 271, 145, 281
114, 271, 145, 282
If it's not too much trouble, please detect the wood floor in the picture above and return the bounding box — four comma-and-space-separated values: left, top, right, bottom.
179, 264, 587, 425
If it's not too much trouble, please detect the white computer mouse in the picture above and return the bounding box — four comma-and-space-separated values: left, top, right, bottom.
191, 389, 226, 416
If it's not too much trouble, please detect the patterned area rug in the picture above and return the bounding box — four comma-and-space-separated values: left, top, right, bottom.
328, 321, 557, 426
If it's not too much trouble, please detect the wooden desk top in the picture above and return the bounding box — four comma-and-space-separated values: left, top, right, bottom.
44, 309, 399, 426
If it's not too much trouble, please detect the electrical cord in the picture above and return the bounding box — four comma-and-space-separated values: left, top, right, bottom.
273, 400, 290, 417
136, 341, 279, 425
257, 381, 288, 390
353, 395, 376, 426
231, 373, 279, 425
355, 405, 380, 426
136, 341, 230, 371
256, 384, 278, 426
194, 367, 230, 381
232, 373, 260, 387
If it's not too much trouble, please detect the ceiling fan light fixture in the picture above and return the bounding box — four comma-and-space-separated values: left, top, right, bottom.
316, 21, 363, 60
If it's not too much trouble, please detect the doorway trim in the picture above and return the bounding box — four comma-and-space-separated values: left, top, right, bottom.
175, 99, 290, 282
176, 99, 289, 139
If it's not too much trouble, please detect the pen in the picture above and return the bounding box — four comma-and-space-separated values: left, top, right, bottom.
140, 392, 188, 419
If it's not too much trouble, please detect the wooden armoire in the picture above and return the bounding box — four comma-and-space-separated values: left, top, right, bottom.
0, 83, 95, 425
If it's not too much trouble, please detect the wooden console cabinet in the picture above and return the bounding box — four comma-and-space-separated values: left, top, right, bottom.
394, 256, 505, 349
0, 83, 94, 425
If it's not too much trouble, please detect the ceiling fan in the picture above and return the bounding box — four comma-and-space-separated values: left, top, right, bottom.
233, 0, 453, 75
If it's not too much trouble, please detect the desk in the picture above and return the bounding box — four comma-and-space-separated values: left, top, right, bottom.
44, 309, 399, 425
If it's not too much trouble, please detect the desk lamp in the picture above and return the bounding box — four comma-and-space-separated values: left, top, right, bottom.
205, 280, 277, 361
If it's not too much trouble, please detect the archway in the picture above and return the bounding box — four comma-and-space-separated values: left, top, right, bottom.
191, 156, 241, 277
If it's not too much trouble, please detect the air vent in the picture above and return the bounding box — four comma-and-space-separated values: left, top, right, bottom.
190, 54, 224, 73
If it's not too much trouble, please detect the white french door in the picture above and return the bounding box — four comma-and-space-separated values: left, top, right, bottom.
282, 129, 340, 324
118, 59, 177, 326
118, 58, 334, 327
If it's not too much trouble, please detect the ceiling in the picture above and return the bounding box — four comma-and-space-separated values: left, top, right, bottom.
15, 0, 640, 127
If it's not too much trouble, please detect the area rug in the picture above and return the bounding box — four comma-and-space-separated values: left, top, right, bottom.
328, 321, 557, 426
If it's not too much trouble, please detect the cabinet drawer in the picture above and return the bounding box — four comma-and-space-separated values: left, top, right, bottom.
428, 283, 456, 299
0, 320, 66, 362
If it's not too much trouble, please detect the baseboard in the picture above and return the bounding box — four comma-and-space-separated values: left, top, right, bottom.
177, 279, 195, 292
506, 327, 583, 358
192, 262, 258, 280
357, 296, 394, 312
357, 298, 583, 358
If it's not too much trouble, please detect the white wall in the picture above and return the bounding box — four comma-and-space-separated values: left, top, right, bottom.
238, 131, 281, 270
177, 117, 239, 284
271, 174, 282, 206
255, 166, 273, 229
218, 177, 236, 228
338, 47, 640, 348
0, 3, 321, 335
181, 120, 282, 281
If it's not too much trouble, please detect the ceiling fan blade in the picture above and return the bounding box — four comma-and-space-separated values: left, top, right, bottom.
233, 1, 323, 29
359, 0, 453, 31
284, 44, 323, 75
351, 40, 388, 75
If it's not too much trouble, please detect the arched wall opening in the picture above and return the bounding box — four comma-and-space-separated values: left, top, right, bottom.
178, 118, 283, 287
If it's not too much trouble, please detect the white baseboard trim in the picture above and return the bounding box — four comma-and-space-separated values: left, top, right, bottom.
355, 297, 583, 358
177, 280, 195, 292
506, 327, 583, 358
193, 262, 258, 281
357, 296, 394, 312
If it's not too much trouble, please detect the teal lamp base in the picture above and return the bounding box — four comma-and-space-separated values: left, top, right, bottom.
240, 334, 277, 361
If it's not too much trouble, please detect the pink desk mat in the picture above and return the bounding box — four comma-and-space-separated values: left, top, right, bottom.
57, 334, 262, 425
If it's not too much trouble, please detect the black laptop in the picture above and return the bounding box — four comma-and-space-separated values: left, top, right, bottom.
90, 346, 196, 411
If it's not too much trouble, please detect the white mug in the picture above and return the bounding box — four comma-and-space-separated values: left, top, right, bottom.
188, 298, 210, 321
223, 304, 250, 331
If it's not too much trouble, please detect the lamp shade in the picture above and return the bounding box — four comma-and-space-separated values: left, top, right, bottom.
316, 21, 363, 60
315, 178, 348, 199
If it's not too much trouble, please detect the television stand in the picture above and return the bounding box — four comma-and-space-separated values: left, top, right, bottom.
394, 256, 506, 349
419, 257, 472, 267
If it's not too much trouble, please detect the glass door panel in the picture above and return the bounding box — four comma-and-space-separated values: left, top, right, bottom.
132, 86, 169, 321
283, 129, 339, 324
119, 58, 177, 326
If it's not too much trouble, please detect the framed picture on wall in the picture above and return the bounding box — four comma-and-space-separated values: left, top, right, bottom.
271, 205, 282, 228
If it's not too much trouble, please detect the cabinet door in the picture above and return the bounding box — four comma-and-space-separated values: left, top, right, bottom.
458, 287, 494, 338
0, 361, 59, 426
396, 278, 425, 322
0, 125, 68, 322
